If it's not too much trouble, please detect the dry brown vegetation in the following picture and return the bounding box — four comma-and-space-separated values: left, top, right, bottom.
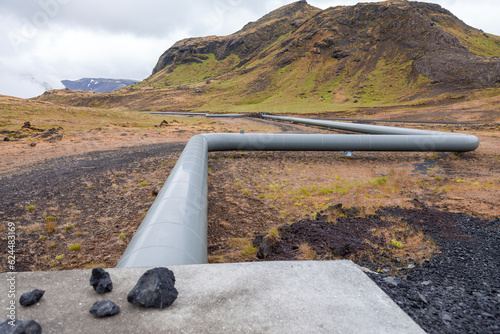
206, 128, 499, 264
0, 96, 498, 272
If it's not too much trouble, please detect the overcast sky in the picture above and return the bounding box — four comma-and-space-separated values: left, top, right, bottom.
1, 0, 499, 98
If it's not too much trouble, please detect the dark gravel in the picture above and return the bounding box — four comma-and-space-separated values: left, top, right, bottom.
264, 203, 500, 333
0, 143, 183, 271
0, 142, 184, 200
267, 206, 500, 333
368, 209, 500, 334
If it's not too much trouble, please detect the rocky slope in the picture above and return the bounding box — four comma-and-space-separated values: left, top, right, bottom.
152, 0, 321, 74
38, 0, 500, 112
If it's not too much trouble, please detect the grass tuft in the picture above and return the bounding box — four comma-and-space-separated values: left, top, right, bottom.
297, 243, 316, 260
68, 243, 82, 251
45, 221, 56, 233
391, 239, 404, 249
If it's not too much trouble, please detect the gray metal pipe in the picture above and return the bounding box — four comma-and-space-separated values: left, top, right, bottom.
140, 111, 208, 116
203, 133, 479, 152
205, 114, 248, 118
117, 122, 479, 267
140, 111, 248, 118
261, 114, 470, 136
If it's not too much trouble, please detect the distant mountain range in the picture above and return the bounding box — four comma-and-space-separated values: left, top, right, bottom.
61, 78, 138, 93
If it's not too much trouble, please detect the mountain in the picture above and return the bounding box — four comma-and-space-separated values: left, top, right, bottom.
152, 0, 321, 75
38, 1, 500, 113
61, 78, 139, 93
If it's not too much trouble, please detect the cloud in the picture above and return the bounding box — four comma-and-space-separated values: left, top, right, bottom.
0, 0, 499, 98
0, 0, 275, 98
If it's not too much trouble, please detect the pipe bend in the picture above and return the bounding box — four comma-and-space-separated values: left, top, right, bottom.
118, 118, 480, 268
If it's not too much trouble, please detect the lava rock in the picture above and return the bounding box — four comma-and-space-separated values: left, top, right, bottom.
90, 267, 113, 294
0, 319, 42, 334
441, 312, 452, 323
19, 289, 45, 307
367, 209, 500, 334
127, 267, 178, 308
341, 206, 361, 217
253, 233, 276, 259
383, 277, 399, 287
21, 122, 43, 132
416, 292, 428, 305
47, 134, 63, 142
89, 300, 120, 318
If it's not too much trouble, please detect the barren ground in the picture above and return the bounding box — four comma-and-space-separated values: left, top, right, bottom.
0, 115, 497, 268
0, 110, 499, 333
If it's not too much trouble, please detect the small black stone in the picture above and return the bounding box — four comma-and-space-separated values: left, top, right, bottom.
127, 267, 178, 308
3, 137, 10, 142
89, 300, 120, 318
19, 289, 45, 307
0, 319, 42, 334
90, 267, 113, 294
253, 233, 276, 259
383, 277, 399, 287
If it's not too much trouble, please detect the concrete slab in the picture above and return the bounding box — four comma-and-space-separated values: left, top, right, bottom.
0, 261, 425, 333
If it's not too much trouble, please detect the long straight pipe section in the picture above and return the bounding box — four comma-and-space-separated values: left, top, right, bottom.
261, 114, 472, 136
117, 120, 479, 268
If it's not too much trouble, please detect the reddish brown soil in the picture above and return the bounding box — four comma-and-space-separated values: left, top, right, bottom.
0, 118, 497, 272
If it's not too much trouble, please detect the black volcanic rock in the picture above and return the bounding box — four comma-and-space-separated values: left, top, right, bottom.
0, 319, 42, 334
62, 78, 138, 93
19, 289, 45, 307
89, 267, 113, 294
89, 300, 120, 318
127, 267, 178, 309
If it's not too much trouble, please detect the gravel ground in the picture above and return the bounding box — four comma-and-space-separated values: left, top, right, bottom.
368, 209, 500, 334
1, 141, 498, 333
267, 205, 499, 333
0, 143, 182, 271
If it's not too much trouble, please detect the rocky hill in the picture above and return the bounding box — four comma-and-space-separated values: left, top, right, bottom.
38, 0, 500, 112
152, 0, 321, 75
61, 78, 138, 93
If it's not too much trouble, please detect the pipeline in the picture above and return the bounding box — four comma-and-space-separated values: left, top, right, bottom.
261, 114, 473, 136
141, 111, 248, 118
117, 118, 479, 268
